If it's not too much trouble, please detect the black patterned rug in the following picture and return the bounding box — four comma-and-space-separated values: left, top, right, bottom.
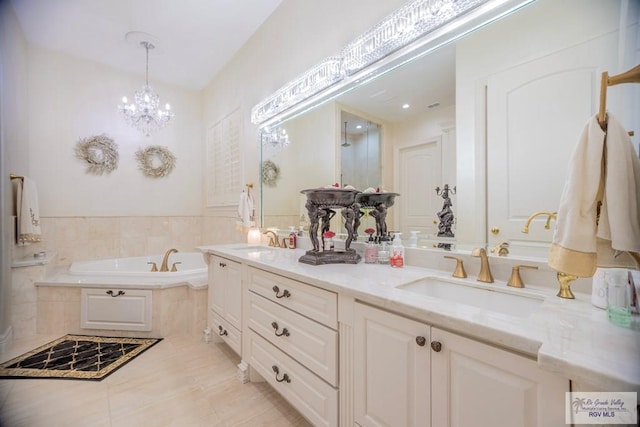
0, 334, 162, 381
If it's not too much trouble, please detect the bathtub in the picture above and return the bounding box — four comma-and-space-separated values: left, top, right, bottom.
34, 252, 209, 336
41, 252, 208, 288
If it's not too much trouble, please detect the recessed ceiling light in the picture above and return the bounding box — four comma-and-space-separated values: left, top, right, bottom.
402, 103, 410, 109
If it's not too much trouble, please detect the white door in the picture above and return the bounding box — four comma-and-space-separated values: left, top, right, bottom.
431, 327, 569, 427
396, 137, 442, 238
354, 303, 430, 427
486, 32, 618, 257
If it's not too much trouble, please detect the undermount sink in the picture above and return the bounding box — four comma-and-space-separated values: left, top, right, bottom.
396, 277, 544, 318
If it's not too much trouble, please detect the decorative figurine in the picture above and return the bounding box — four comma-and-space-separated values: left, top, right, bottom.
435, 184, 456, 250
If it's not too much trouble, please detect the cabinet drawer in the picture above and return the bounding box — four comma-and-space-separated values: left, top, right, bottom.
248, 292, 338, 386
211, 310, 241, 356
248, 267, 337, 328
249, 330, 338, 427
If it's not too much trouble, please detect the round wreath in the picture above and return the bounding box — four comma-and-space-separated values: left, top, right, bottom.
74, 134, 119, 175
135, 145, 176, 178
261, 160, 280, 187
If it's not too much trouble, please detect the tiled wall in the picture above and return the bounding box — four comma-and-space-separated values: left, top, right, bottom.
14, 216, 208, 266
10, 213, 245, 340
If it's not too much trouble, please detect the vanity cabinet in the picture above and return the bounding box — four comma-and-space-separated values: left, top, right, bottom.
246, 267, 339, 427
208, 255, 242, 355
354, 302, 569, 427
81, 288, 152, 332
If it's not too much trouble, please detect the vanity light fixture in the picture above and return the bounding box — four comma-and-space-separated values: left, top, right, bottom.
251, 0, 535, 127
251, 57, 344, 125
118, 40, 174, 137
341, 0, 489, 75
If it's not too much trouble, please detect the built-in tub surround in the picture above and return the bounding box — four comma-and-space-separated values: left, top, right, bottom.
199, 243, 640, 393
34, 252, 209, 338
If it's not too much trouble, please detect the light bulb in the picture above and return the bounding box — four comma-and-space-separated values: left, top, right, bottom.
165, 103, 171, 110
121, 96, 128, 103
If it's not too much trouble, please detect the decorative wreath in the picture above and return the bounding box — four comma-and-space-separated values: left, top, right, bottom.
135, 145, 176, 178
261, 160, 280, 187
74, 134, 119, 175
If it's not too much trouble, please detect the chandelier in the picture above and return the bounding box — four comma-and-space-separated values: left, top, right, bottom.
261, 126, 290, 156
118, 41, 174, 137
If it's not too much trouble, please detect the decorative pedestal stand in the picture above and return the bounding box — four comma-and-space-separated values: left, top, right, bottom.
355, 192, 399, 237
299, 189, 362, 265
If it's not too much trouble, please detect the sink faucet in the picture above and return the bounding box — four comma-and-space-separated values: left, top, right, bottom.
264, 230, 280, 247
160, 248, 178, 272
521, 211, 557, 233
471, 247, 494, 283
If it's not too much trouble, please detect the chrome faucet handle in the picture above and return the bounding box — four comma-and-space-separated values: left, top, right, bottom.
171, 262, 182, 272
443, 255, 467, 278
147, 262, 158, 272
507, 264, 538, 288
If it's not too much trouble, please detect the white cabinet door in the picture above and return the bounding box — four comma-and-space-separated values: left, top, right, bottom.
431, 327, 569, 427
354, 303, 430, 427
486, 32, 618, 257
208, 256, 242, 330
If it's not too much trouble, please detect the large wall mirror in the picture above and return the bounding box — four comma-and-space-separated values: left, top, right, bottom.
260, 0, 639, 258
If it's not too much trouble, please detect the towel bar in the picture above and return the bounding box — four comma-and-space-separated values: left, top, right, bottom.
9, 174, 24, 181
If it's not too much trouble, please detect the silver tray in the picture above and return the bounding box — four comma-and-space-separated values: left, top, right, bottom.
301, 188, 361, 207
355, 192, 399, 208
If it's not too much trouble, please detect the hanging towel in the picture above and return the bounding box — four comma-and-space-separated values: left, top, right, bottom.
237, 190, 254, 230
549, 113, 640, 277
16, 177, 42, 243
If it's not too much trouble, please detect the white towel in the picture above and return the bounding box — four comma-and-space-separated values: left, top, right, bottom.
549, 113, 640, 277
16, 177, 42, 243
237, 190, 254, 230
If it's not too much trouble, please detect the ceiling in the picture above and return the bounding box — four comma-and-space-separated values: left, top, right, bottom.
9, 0, 283, 90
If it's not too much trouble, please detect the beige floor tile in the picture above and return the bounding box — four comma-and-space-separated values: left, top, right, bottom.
0, 334, 310, 427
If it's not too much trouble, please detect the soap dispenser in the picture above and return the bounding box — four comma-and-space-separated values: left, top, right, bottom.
390, 232, 405, 268
408, 231, 419, 248
288, 226, 297, 249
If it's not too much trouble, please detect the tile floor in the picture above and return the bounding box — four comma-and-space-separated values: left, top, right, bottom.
0, 334, 312, 427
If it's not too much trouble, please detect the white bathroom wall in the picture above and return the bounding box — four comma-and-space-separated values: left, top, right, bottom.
26, 45, 203, 217
0, 0, 30, 346
202, 0, 408, 229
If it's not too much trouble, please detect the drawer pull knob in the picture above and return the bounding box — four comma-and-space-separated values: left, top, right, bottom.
416, 336, 426, 346
431, 341, 442, 352
218, 325, 228, 336
272, 285, 291, 299
219, 262, 226, 267
106, 290, 125, 297
272, 365, 291, 383
271, 321, 290, 337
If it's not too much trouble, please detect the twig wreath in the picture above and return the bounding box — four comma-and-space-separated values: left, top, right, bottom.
74, 134, 119, 175
261, 159, 280, 187
135, 145, 176, 178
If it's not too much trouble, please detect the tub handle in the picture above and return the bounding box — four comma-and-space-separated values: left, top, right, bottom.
147, 262, 158, 272
171, 262, 182, 272
106, 290, 125, 297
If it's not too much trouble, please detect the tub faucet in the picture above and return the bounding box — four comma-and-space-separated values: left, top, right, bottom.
471, 247, 494, 283
160, 248, 178, 272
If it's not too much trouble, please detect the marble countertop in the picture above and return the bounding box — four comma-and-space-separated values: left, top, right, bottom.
198, 244, 640, 393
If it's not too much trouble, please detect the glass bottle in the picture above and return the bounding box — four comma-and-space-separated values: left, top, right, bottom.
365, 235, 378, 264
377, 235, 390, 264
